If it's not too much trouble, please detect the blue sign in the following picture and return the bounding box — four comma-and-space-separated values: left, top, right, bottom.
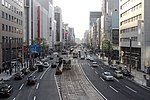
29, 44, 41, 54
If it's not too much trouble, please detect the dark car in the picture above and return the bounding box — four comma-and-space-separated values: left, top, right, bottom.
14, 72, 24, 80
27, 76, 37, 85
21, 68, 30, 75
51, 63, 57, 68
0, 83, 13, 97
122, 69, 131, 76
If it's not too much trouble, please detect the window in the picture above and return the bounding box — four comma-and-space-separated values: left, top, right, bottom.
9, 15, 11, 21
9, 26, 11, 32
2, 24, 5, 30
5, 13, 8, 20
5, 1, 8, 8
6, 25, 8, 31
12, 16, 14, 22
2, 11, 4, 18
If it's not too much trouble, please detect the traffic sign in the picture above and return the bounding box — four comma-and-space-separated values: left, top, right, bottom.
29, 44, 41, 54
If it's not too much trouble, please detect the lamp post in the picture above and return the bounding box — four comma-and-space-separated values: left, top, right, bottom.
9, 37, 12, 75
129, 38, 132, 73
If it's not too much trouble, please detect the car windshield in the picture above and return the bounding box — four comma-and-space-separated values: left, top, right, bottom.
104, 72, 111, 76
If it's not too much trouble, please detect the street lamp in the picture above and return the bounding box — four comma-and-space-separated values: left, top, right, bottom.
129, 38, 132, 73
9, 37, 12, 75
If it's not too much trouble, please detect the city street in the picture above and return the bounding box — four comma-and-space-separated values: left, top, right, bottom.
78, 49, 150, 100
1, 66, 60, 100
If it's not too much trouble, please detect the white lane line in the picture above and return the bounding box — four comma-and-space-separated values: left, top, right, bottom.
100, 77, 105, 82
40, 67, 49, 79
91, 67, 93, 70
114, 78, 119, 82
125, 86, 137, 93
13, 98, 16, 100
33, 96, 36, 100
79, 64, 107, 100
54, 75, 62, 100
19, 83, 24, 90
36, 83, 39, 89
109, 85, 118, 93
88, 63, 90, 66
95, 71, 98, 74
30, 70, 37, 76
101, 67, 104, 70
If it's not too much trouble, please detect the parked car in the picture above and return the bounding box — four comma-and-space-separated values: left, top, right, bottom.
27, 76, 37, 85
92, 62, 99, 67
102, 71, 114, 81
14, 72, 24, 80
86, 55, 91, 60
0, 83, 13, 97
21, 68, 30, 75
122, 69, 131, 76
114, 70, 123, 78
110, 64, 118, 70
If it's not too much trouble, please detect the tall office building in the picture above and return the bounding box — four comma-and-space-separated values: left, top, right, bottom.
119, 0, 150, 71
0, 0, 24, 73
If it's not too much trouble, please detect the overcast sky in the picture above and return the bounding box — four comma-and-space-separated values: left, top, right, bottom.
54, 0, 101, 40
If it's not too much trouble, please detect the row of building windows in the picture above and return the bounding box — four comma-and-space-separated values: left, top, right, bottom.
120, 14, 142, 26
2, 24, 23, 34
2, 0, 23, 17
120, 0, 136, 10
121, 3, 142, 18
120, 26, 138, 34
2, 36, 23, 44
2, 11, 23, 26
120, 37, 137, 42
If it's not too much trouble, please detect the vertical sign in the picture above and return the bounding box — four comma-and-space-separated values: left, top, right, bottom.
37, 6, 40, 43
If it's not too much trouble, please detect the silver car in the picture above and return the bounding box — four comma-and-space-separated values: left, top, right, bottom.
102, 71, 114, 81
92, 62, 99, 67
114, 70, 123, 78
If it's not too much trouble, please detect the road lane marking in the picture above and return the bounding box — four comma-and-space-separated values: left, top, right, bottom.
95, 71, 98, 74
13, 98, 16, 100
88, 63, 90, 66
40, 66, 50, 79
30, 70, 37, 76
36, 83, 39, 89
101, 67, 104, 70
125, 86, 137, 93
19, 84, 24, 90
114, 78, 119, 82
109, 86, 118, 93
33, 96, 36, 100
79, 64, 107, 100
100, 77, 105, 82
91, 67, 93, 70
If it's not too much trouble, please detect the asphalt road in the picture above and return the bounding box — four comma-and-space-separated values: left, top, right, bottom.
78, 49, 150, 100
1, 61, 60, 100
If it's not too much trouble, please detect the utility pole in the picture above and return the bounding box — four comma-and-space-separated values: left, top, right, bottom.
129, 38, 132, 73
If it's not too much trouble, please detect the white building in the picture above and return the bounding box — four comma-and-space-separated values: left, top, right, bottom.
119, 0, 150, 72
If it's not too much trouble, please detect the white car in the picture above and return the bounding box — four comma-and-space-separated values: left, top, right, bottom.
89, 57, 94, 62
114, 70, 123, 78
43, 62, 49, 68
80, 56, 85, 60
102, 71, 114, 81
92, 62, 99, 67
110, 64, 118, 70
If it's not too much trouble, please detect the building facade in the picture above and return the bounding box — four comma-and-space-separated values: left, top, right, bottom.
0, 0, 24, 73
119, 0, 150, 72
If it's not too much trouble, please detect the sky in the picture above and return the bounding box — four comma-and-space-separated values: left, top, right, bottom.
54, 0, 101, 40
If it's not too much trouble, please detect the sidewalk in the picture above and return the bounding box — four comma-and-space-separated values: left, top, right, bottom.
0, 63, 27, 81
96, 54, 150, 88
